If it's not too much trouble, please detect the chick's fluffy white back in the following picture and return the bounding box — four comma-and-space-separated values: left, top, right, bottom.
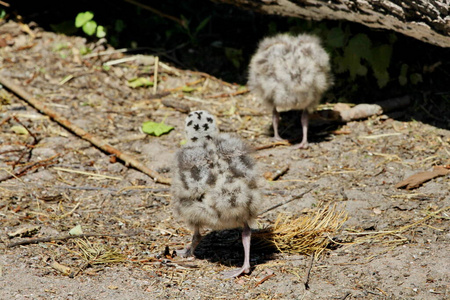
248, 33, 331, 112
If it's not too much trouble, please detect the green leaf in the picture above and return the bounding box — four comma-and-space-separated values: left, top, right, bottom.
127, 77, 153, 88
69, 224, 83, 236
96, 25, 106, 38
224, 47, 243, 69
79, 46, 91, 55
374, 70, 389, 88
326, 27, 346, 48
75, 11, 94, 28
410, 73, 423, 85
347, 33, 372, 60
142, 121, 174, 137
115, 19, 125, 33
195, 16, 211, 34
333, 55, 347, 74
370, 44, 392, 73
182, 86, 196, 93
399, 64, 408, 86
398, 76, 408, 86
10, 125, 28, 135
180, 15, 189, 29
343, 47, 366, 79
83, 20, 97, 36
369, 44, 392, 88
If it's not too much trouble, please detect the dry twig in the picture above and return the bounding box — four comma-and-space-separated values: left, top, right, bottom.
0, 74, 171, 185
0, 153, 61, 182
260, 185, 318, 215
304, 254, 315, 290
265, 165, 289, 181
7, 232, 136, 248
254, 140, 290, 151
348, 206, 450, 245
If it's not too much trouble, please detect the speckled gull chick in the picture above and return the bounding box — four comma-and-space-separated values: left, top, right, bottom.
171, 110, 262, 278
248, 33, 332, 148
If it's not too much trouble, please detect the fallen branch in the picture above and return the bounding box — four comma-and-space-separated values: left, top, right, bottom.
7, 232, 136, 248
319, 95, 411, 122
0, 74, 171, 185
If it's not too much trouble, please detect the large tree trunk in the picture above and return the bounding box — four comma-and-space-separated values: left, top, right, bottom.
212, 0, 450, 48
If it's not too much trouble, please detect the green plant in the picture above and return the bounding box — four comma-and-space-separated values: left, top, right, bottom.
398, 63, 423, 86
174, 15, 211, 45
287, 20, 412, 90
75, 11, 106, 38
327, 28, 394, 88
224, 47, 243, 69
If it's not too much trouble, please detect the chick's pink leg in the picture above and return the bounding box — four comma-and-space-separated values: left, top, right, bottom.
272, 107, 284, 141
294, 109, 309, 149
222, 222, 251, 278
177, 226, 202, 257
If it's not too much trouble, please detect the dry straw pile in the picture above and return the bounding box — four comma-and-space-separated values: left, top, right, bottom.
257, 205, 348, 257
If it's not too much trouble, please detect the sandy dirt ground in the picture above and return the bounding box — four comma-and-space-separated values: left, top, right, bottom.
0, 21, 449, 299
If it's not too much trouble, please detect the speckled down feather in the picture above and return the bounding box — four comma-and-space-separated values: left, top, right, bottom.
171, 111, 262, 230
248, 33, 332, 112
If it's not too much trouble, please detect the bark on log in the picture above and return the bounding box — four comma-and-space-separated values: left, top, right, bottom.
212, 0, 450, 48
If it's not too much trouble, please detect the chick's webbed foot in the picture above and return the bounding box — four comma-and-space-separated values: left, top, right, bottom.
222, 222, 252, 279
292, 140, 309, 149
222, 264, 251, 278
176, 247, 194, 258
177, 226, 201, 258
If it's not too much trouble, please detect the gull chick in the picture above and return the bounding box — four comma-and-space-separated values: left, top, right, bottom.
171, 110, 263, 278
248, 33, 332, 148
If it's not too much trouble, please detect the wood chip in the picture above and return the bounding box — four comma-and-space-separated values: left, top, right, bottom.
395, 166, 450, 190
51, 261, 71, 275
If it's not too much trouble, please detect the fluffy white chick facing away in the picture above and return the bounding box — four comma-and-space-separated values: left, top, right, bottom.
248, 33, 332, 148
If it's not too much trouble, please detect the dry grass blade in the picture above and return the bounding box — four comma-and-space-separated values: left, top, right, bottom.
349, 206, 450, 245
75, 238, 126, 265
256, 205, 348, 257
